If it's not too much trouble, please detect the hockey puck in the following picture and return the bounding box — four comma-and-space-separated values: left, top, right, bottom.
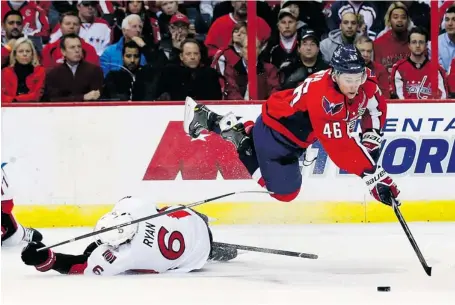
377, 286, 391, 292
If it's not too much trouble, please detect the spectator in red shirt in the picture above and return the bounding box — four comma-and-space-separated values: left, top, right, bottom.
224, 36, 280, 100
1, 1, 50, 40
1, 10, 24, 67
41, 12, 99, 69
391, 27, 447, 100
1, 38, 45, 103
447, 58, 455, 98
355, 36, 389, 98
205, 0, 271, 58
374, 2, 411, 73
211, 21, 246, 76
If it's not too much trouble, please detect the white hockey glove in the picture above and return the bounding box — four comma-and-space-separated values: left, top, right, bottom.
362, 166, 400, 206
362, 129, 383, 162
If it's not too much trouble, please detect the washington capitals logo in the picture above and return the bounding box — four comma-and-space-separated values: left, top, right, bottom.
322, 97, 343, 116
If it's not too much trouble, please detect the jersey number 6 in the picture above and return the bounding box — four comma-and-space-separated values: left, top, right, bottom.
158, 227, 186, 260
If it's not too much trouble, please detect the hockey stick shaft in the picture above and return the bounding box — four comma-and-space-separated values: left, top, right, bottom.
392, 198, 432, 276
213, 242, 318, 259
38, 190, 271, 251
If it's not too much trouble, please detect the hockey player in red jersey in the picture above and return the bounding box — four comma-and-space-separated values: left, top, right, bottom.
184, 44, 400, 206
2, 163, 42, 246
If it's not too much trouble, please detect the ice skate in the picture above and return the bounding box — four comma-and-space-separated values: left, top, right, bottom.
219, 113, 253, 156
22, 227, 43, 243
209, 244, 238, 262
183, 97, 222, 138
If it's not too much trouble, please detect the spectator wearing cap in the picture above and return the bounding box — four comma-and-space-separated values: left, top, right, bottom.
326, 1, 383, 37
155, 38, 222, 101
438, 6, 455, 73
280, 0, 327, 38
320, 12, 361, 63
224, 36, 280, 100
2, 10, 24, 67
355, 36, 389, 98
279, 1, 306, 32
102, 41, 142, 101
41, 12, 99, 69
159, 13, 210, 66
44, 34, 104, 102
448, 57, 455, 98
205, 0, 271, 58
50, 1, 112, 56
280, 29, 328, 90
159, 13, 190, 63
1, 38, 45, 103
101, 14, 166, 76
266, 8, 300, 72
374, 2, 411, 73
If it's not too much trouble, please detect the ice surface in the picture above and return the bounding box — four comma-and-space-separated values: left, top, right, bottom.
2, 223, 455, 305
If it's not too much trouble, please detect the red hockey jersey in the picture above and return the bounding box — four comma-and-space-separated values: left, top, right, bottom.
1, 1, 50, 38
373, 30, 409, 73
391, 58, 448, 99
205, 13, 270, 58
262, 69, 387, 176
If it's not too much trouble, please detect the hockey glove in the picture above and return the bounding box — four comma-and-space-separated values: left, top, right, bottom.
21, 242, 56, 272
362, 166, 400, 206
362, 129, 383, 162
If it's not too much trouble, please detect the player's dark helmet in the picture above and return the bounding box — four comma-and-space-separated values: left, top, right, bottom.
330, 44, 366, 74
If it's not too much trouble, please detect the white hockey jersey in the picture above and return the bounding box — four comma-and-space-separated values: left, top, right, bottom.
50, 18, 111, 56
84, 197, 211, 276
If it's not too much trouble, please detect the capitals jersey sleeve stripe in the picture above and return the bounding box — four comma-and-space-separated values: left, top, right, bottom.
393, 69, 404, 99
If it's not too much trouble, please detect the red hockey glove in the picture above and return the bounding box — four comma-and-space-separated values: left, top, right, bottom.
361, 129, 383, 162
362, 166, 400, 206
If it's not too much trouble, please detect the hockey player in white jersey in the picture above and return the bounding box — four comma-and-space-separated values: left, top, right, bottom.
2, 163, 42, 246
21, 196, 237, 275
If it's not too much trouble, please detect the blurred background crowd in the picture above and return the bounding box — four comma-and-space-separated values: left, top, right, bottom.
1, 0, 455, 103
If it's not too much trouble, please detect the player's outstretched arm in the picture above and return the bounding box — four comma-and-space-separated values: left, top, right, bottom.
307, 103, 400, 206
21, 241, 97, 275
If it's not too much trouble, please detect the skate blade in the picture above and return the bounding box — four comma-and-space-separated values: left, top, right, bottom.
183, 96, 197, 135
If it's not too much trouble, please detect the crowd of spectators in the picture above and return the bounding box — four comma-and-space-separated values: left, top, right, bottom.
1, 0, 455, 103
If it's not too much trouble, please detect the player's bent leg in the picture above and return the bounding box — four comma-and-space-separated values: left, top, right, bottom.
1, 211, 43, 247
252, 115, 304, 202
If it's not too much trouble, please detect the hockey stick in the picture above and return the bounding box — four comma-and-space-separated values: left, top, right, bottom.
38, 190, 271, 252
213, 242, 318, 259
392, 198, 432, 276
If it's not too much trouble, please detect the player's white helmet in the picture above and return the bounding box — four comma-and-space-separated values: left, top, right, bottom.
94, 211, 139, 247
